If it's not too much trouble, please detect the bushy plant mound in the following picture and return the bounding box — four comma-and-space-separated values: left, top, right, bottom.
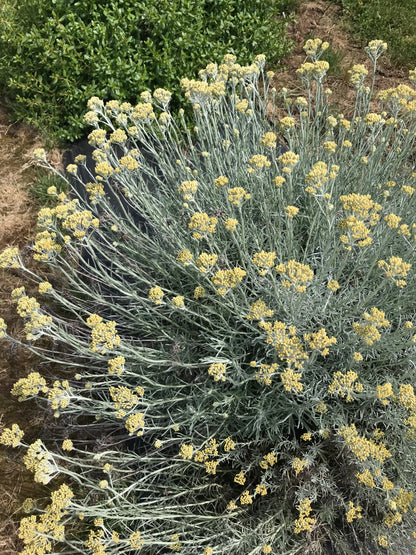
0, 0, 293, 143
2, 40, 416, 554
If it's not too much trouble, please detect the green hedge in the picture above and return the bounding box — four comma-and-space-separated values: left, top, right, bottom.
0, 0, 294, 143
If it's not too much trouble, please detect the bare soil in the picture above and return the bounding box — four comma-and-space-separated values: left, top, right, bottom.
0, 0, 414, 552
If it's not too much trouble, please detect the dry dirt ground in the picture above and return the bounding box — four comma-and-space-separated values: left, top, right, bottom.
0, 0, 413, 552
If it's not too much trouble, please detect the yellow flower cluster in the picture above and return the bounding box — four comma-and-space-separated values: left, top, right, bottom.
130, 530, 145, 550
211, 267, 246, 295
214, 175, 229, 188
366, 40, 387, 59
109, 129, 127, 144
253, 362, 279, 386
235, 98, 250, 114
62, 210, 99, 239
296, 61, 330, 82
285, 205, 299, 218
179, 444, 194, 460
234, 471, 246, 485
379, 84, 416, 116
194, 438, 219, 474
125, 413, 145, 436
228, 187, 251, 205
0, 246, 20, 268
178, 180, 198, 201
86, 314, 121, 353
339, 193, 382, 248
33, 230, 62, 261
208, 362, 226, 382
169, 533, 182, 551
382, 477, 394, 490
148, 285, 164, 304
224, 217, 238, 231
273, 176, 286, 187
33, 147, 47, 161
280, 117, 295, 131
340, 193, 382, 221
153, 87, 172, 106
172, 296, 185, 308
378, 256, 411, 287
108, 356, 125, 376
260, 451, 277, 470
377, 382, 394, 405
48, 380, 71, 410
315, 400, 328, 414
275, 260, 314, 293
0, 317, 6, 339
23, 439, 58, 484
327, 280, 340, 291
110, 385, 143, 418
255, 484, 267, 496
294, 498, 316, 533
364, 112, 383, 126
328, 370, 363, 402
304, 328, 337, 356
356, 468, 375, 488
402, 185, 415, 196
346, 501, 363, 522
338, 424, 392, 463
11, 372, 48, 401
13, 290, 53, 341
38, 281, 52, 294
259, 320, 308, 370
394, 488, 414, 513
378, 536, 388, 548
399, 383, 416, 410
303, 38, 329, 57
177, 249, 193, 266
260, 132, 277, 148
62, 439, 73, 451
246, 299, 274, 321
19, 484, 73, 555
292, 457, 307, 476
188, 212, 218, 239
280, 368, 304, 393
277, 151, 299, 173
323, 141, 337, 154
248, 154, 271, 169
194, 286, 205, 299
132, 102, 155, 121
353, 307, 390, 345
252, 250, 277, 275
85, 529, 108, 554
348, 64, 368, 88
119, 154, 139, 171
181, 77, 226, 106
88, 129, 107, 146
384, 511, 402, 527
0, 423, 24, 447
196, 253, 218, 273
224, 436, 235, 451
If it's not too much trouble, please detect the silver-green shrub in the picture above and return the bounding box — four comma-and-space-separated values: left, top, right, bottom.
1, 40, 416, 554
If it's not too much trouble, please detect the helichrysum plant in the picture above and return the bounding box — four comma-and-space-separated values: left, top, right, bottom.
2, 39, 416, 554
